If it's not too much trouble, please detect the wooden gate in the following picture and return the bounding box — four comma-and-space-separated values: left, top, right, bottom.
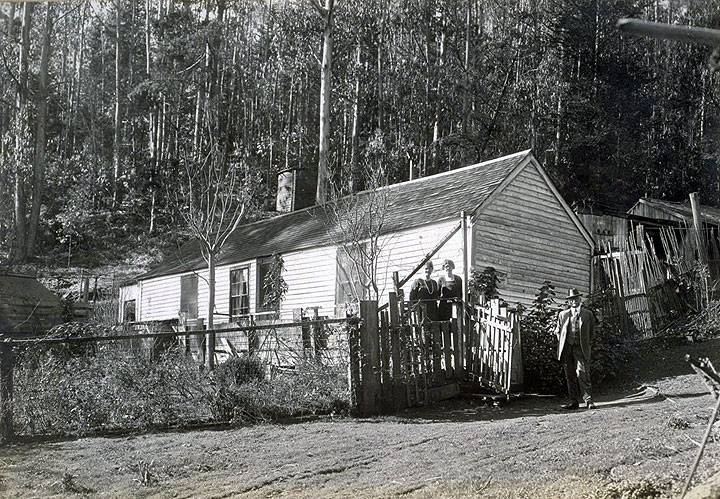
350, 295, 522, 416
467, 299, 522, 394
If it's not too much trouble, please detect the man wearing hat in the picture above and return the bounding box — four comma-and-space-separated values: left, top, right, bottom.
555, 288, 596, 410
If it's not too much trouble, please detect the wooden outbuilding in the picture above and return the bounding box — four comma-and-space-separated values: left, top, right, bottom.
120, 150, 595, 323
0, 274, 63, 335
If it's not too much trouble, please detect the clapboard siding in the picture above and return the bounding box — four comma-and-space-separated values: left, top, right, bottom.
473, 161, 591, 306
376, 220, 465, 300
280, 246, 338, 320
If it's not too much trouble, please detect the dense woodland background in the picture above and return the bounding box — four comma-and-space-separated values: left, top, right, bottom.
1, 0, 720, 268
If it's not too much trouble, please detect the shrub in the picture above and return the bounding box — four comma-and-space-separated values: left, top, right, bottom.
468, 267, 501, 304
13, 346, 211, 436
214, 355, 265, 386
585, 289, 638, 387
519, 281, 565, 394
207, 360, 349, 423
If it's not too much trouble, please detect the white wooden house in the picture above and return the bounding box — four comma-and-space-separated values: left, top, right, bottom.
119, 150, 595, 324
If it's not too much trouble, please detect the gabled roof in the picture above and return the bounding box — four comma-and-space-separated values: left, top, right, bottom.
628, 198, 720, 226
0, 274, 63, 333
140, 150, 534, 280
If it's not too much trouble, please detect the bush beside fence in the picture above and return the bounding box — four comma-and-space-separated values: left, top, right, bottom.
2, 318, 351, 440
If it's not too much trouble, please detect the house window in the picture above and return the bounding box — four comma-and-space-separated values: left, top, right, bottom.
123, 299, 136, 322
180, 274, 198, 319
230, 267, 250, 319
256, 256, 278, 313
336, 245, 368, 304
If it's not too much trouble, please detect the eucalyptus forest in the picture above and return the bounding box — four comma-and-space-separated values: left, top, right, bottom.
1, 0, 719, 266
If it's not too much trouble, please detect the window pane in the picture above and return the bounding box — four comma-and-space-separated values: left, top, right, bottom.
230, 268, 249, 318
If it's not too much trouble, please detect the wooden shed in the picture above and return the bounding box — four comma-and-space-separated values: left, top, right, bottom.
0, 274, 64, 335
120, 150, 595, 323
629, 197, 720, 226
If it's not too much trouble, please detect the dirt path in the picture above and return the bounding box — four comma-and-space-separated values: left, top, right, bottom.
2, 341, 720, 498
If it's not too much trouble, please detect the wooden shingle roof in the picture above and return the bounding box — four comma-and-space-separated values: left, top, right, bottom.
140, 150, 532, 280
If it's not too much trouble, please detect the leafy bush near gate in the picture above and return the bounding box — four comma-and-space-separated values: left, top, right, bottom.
520, 282, 637, 395
519, 281, 565, 394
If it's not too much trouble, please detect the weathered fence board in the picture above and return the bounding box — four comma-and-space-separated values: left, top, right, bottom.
353, 298, 521, 416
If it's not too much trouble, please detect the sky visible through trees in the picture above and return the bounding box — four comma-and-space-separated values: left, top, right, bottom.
1, 0, 719, 264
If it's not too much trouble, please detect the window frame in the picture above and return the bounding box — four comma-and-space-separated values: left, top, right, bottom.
122, 299, 136, 323
180, 274, 199, 319
229, 265, 251, 320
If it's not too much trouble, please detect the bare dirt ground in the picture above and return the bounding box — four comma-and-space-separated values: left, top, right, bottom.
3, 339, 720, 498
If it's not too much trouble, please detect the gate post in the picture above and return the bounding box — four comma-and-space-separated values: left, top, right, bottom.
359, 301, 380, 415
0, 342, 15, 443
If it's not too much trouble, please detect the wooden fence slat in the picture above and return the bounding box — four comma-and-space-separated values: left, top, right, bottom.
432, 323, 442, 381
379, 311, 392, 412
442, 322, 452, 379
348, 320, 362, 412
0, 343, 14, 443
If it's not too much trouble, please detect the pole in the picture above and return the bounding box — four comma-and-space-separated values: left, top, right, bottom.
690, 192, 707, 265
461, 210, 469, 306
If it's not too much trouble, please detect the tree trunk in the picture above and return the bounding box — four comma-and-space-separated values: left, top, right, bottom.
12, 2, 34, 264
113, 0, 122, 208
315, 0, 335, 205
27, 4, 53, 259
207, 250, 216, 370
350, 41, 361, 192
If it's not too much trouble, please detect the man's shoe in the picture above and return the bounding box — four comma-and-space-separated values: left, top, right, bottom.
560, 401, 579, 410
586, 401, 596, 410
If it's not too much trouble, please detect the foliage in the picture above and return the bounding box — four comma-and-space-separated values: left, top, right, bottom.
13, 337, 350, 437
585, 289, 639, 387
468, 267, 501, 304
3, 0, 720, 266
13, 347, 212, 436
261, 254, 289, 310
209, 363, 350, 424
519, 281, 565, 394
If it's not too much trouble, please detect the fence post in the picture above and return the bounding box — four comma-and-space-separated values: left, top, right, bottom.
388, 292, 403, 411
348, 317, 362, 413
359, 301, 380, 416
0, 342, 14, 443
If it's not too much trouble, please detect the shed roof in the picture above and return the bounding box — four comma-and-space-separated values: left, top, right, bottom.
140, 150, 537, 281
628, 198, 720, 226
0, 274, 63, 334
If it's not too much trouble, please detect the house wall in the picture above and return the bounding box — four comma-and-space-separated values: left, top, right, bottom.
472, 161, 592, 307
577, 213, 628, 250
131, 220, 466, 323
376, 220, 465, 301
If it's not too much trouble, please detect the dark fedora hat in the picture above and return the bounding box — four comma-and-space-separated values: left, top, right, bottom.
566, 288, 583, 299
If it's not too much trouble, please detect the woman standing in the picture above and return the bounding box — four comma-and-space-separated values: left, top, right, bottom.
409, 261, 439, 322
437, 259, 462, 321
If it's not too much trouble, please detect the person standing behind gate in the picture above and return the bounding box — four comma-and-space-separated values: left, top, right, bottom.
437, 259, 462, 321
555, 288, 596, 410
409, 261, 439, 322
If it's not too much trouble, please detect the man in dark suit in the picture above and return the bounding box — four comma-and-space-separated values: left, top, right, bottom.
554, 288, 596, 410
